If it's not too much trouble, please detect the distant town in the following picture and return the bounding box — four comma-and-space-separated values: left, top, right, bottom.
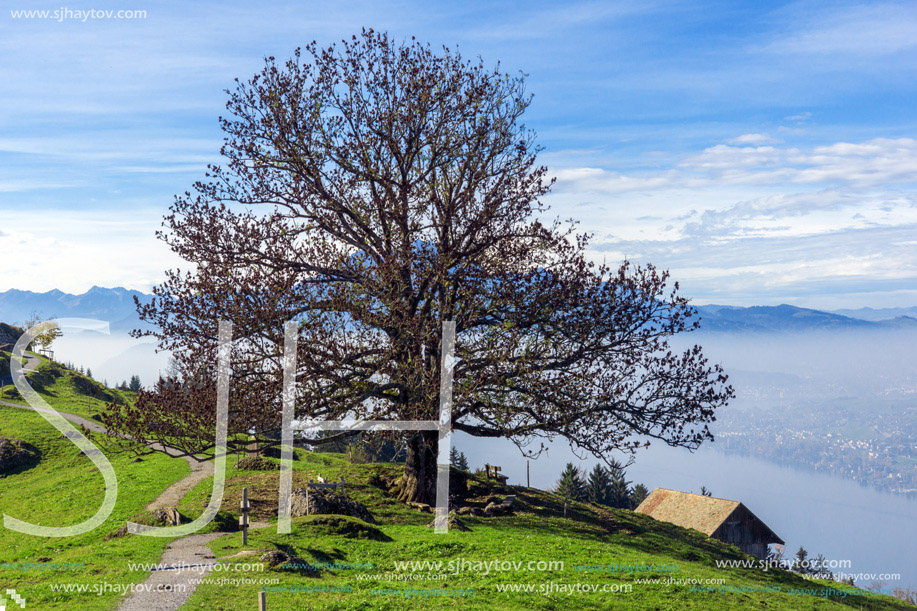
717, 400, 917, 495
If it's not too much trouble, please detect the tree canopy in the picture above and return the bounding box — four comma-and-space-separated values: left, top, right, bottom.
115, 30, 732, 504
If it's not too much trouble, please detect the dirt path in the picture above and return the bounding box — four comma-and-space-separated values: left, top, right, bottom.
0, 352, 234, 611
145, 457, 215, 511
117, 532, 225, 611
118, 456, 219, 610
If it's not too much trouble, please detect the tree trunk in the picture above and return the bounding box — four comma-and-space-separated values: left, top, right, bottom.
398, 430, 438, 505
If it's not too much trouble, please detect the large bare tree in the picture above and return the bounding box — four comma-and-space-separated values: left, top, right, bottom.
123, 30, 732, 504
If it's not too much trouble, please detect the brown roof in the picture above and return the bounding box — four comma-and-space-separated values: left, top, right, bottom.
635, 488, 783, 544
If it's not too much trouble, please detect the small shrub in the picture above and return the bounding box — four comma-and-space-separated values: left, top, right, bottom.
234, 456, 276, 471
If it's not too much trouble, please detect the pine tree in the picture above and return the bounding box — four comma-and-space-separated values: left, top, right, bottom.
793, 547, 810, 574
448, 447, 470, 471
606, 458, 632, 508
128, 375, 142, 392
630, 483, 650, 508
586, 464, 612, 506
86, 368, 93, 379
811, 554, 831, 579
555, 462, 586, 502
450, 446, 461, 468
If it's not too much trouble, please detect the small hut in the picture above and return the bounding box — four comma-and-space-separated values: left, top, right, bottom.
635, 488, 783, 559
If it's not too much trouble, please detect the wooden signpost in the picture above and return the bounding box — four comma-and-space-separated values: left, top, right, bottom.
240, 487, 250, 546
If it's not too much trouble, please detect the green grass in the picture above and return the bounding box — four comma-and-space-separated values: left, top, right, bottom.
0, 355, 134, 418
0, 404, 190, 610
1, 351, 911, 610
173, 453, 913, 611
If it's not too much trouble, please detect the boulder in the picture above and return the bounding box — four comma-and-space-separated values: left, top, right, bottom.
290, 488, 376, 524
455, 506, 484, 517
105, 507, 186, 539
483, 501, 514, 517
259, 550, 317, 575
0, 437, 40, 475
426, 513, 470, 531
150, 507, 185, 526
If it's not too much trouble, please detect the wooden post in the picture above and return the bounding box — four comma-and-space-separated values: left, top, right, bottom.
240, 487, 250, 546
526, 461, 530, 488
258, 590, 266, 610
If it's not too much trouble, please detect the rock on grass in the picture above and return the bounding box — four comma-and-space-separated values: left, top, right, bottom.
290, 488, 376, 523
0, 437, 40, 475
259, 550, 318, 575
426, 513, 470, 531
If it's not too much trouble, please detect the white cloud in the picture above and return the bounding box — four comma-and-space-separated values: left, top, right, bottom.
727, 133, 779, 145
0, 209, 183, 294
541, 133, 917, 307
590, 224, 917, 308
784, 112, 812, 123
553, 137, 917, 195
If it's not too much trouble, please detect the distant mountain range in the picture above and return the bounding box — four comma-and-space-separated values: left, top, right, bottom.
830, 305, 917, 322
0, 287, 914, 334
693, 304, 917, 332
0, 286, 153, 333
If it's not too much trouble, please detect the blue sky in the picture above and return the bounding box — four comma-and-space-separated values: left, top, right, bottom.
1, 0, 916, 308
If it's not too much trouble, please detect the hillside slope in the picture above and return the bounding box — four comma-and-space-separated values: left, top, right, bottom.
1, 350, 912, 610
172, 453, 913, 610
0, 354, 134, 417
0, 398, 189, 610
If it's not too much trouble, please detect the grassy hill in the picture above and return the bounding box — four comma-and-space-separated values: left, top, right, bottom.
0, 355, 187, 610
0, 354, 134, 417
0, 405, 189, 610
173, 453, 914, 610
0, 351, 912, 610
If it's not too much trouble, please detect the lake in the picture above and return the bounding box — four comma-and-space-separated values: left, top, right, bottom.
457, 432, 917, 589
